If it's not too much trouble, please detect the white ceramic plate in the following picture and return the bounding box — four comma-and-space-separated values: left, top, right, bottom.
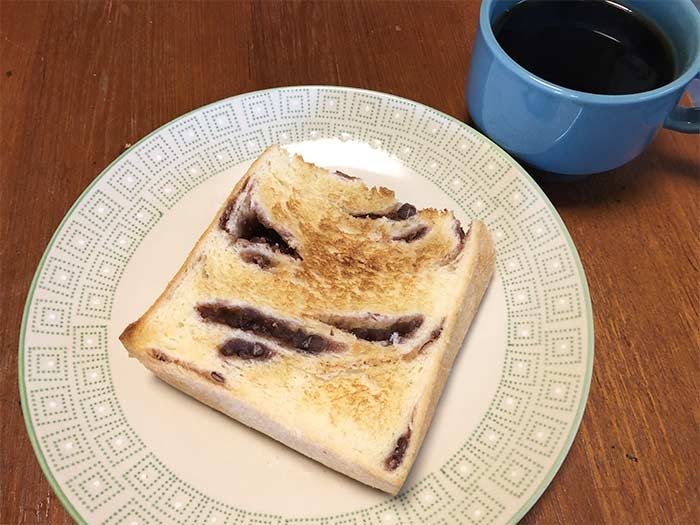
20, 86, 593, 525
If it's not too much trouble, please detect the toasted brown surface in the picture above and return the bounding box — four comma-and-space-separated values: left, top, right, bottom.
197, 148, 467, 316
120, 145, 495, 493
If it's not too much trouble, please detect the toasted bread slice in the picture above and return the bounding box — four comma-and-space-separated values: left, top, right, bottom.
120, 145, 495, 494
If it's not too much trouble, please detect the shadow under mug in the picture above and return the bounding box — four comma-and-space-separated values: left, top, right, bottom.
466, 0, 700, 178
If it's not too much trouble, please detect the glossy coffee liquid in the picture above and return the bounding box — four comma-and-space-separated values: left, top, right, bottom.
492, 0, 677, 95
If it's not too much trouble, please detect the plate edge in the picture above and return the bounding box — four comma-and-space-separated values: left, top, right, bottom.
17, 85, 596, 525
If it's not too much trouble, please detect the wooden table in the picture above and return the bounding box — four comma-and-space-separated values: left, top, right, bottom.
2, 1, 698, 523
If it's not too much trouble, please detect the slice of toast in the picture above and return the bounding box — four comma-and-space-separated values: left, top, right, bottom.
120, 145, 495, 494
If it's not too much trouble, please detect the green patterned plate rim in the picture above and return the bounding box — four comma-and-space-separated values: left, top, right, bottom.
19, 86, 593, 525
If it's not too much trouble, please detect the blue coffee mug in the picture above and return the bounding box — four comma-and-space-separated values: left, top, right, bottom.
466, 0, 700, 178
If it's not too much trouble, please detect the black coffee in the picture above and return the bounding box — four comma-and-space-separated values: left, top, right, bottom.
492, 0, 677, 95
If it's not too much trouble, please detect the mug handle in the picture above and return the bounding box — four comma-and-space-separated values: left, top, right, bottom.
663, 72, 700, 134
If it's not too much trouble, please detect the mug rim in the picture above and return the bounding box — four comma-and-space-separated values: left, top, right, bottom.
479, 0, 700, 104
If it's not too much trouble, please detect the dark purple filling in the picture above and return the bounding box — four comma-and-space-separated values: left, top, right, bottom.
198, 303, 342, 354
219, 338, 275, 360
389, 203, 418, 220
151, 349, 170, 362
443, 220, 470, 264
333, 170, 359, 181
392, 225, 428, 243
219, 189, 300, 259
353, 203, 417, 221
385, 428, 412, 470
237, 213, 299, 258
210, 371, 226, 382
324, 314, 424, 344
239, 248, 275, 270
403, 323, 444, 361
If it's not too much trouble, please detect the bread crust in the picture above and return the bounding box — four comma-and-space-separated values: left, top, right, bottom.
391, 221, 495, 492
119, 146, 495, 494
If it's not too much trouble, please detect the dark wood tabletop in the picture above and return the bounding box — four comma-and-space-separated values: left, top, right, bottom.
1, 1, 698, 524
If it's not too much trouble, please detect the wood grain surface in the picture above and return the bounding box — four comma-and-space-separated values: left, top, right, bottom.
1, 1, 698, 524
